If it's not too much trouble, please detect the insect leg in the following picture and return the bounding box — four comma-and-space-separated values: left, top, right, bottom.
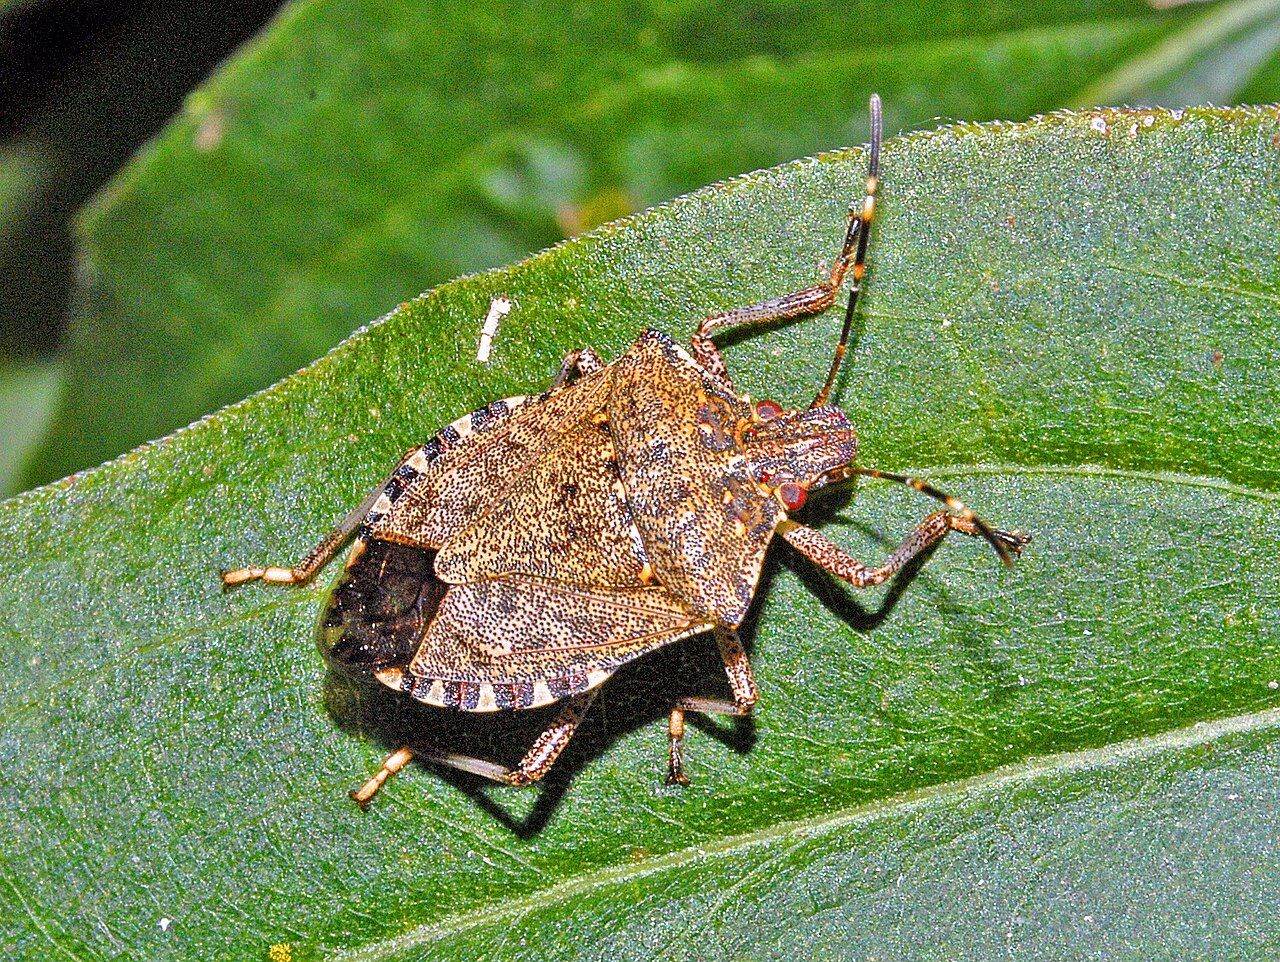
348, 694, 598, 805
666, 708, 691, 785
689, 94, 881, 398
820, 466, 1031, 566
411, 692, 599, 791
777, 514, 1028, 589
550, 347, 604, 390
351, 745, 415, 808
667, 628, 758, 785
507, 691, 598, 786
221, 448, 422, 587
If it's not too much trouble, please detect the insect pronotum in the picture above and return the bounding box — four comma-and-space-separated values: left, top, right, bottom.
223, 95, 1030, 804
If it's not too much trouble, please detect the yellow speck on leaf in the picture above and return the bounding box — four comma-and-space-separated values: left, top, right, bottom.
268, 944, 292, 962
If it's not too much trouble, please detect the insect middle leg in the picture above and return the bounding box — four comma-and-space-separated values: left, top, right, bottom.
667, 628, 759, 785
351, 692, 598, 805
690, 95, 881, 400
777, 514, 1029, 589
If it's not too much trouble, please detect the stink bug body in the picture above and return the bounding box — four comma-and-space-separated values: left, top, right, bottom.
223, 96, 1029, 803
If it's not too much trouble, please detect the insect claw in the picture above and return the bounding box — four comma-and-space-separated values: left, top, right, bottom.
994, 528, 1032, 557
975, 521, 1017, 568
349, 788, 373, 811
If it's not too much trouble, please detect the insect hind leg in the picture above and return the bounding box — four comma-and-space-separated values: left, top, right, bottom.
351, 693, 598, 805
221, 448, 421, 588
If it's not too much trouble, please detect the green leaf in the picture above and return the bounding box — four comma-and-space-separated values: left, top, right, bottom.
36, 0, 1280, 488
348, 711, 1280, 960
0, 359, 60, 498
3, 106, 1278, 960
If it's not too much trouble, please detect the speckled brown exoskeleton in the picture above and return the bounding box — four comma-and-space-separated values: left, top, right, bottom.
222, 96, 1030, 804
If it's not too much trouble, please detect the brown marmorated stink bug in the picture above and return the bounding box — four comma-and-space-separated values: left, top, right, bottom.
222, 96, 1030, 805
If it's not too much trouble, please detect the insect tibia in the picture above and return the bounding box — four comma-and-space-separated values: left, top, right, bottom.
220, 565, 301, 587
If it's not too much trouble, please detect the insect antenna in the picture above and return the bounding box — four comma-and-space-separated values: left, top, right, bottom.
811, 93, 883, 410
824, 465, 1022, 567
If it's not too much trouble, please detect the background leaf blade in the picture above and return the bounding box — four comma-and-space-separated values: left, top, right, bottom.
27, 0, 1255, 488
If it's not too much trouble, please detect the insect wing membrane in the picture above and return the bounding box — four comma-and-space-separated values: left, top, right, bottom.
378, 578, 707, 711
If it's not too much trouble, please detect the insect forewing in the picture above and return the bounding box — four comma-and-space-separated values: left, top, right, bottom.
365, 370, 612, 548
434, 406, 649, 588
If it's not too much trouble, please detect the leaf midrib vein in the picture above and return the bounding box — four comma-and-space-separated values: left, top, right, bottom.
1101, 259, 1280, 309
923, 462, 1280, 502
331, 706, 1280, 962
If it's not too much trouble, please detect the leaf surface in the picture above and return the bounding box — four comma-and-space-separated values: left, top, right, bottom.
2, 106, 1279, 960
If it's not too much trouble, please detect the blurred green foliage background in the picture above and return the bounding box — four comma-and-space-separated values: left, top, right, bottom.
2, 0, 1280, 497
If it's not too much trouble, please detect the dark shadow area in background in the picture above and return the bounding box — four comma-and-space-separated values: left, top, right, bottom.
0, 0, 288, 358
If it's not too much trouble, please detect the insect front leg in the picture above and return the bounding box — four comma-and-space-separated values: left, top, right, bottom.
550, 346, 604, 390
691, 281, 848, 390
667, 628, 758, 785
690, 95, 881, 400
777, 514, 1029, 589
220, 448, 422, 587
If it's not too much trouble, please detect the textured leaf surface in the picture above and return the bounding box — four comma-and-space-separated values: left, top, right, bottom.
3, 107, 1280, 960
38, 0, 1280, 485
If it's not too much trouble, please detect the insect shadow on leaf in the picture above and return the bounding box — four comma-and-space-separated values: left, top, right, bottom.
318, 549, 746, 834
223, 94, 1030, 812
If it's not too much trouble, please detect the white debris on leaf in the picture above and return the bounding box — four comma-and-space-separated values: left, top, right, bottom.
476, 296, 513, 364
159, 918, 172, 932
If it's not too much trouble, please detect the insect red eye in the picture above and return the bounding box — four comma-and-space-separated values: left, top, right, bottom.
779, 483, 807, 511
755, 399, 783, 421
